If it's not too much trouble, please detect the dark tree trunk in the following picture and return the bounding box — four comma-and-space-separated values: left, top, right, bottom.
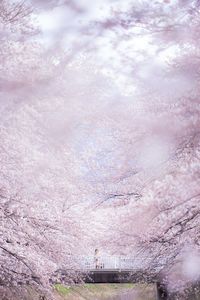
157, 282, 168, 300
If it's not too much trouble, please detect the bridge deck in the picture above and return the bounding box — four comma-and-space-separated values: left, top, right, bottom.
86, 269, 135, 273
85, 269, 135, 283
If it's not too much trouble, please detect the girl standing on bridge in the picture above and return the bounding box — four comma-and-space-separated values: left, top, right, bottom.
94, 249, 100, 269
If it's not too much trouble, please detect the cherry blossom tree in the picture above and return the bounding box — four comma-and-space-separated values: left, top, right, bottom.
1, 0, 200, 299
94, 1, 200, 297
0, 2, 93, 297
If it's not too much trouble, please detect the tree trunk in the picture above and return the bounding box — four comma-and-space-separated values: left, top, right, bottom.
157, 282, 168, 300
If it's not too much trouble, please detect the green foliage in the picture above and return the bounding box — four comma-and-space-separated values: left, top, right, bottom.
54, 284, 71, 296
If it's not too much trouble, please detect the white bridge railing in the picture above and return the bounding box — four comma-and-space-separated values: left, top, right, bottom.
78, 255, 142, 270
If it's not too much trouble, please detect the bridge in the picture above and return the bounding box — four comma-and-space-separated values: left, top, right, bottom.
78, 255, 148, 283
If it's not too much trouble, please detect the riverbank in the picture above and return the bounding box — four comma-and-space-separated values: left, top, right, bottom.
54, 283, 156, 299
0, 283, 156, 300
